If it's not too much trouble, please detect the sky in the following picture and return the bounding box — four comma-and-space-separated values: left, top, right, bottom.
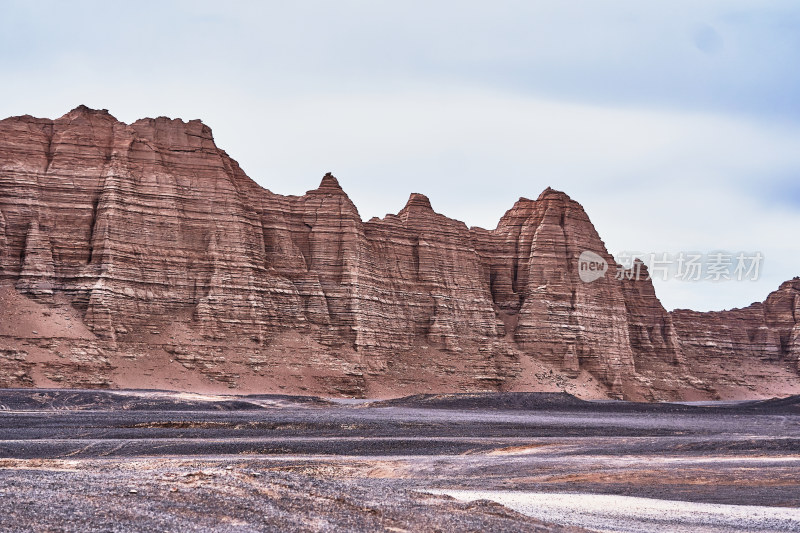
1, 0, 798, 311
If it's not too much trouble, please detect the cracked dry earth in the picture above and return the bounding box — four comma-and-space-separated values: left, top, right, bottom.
0, 390, 799, 532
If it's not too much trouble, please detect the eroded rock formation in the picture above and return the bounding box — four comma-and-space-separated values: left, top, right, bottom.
0, 106, 798, 399
671, 278, 800, 396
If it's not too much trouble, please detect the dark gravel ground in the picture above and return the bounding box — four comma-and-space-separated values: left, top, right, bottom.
0, 461, 582, 532
0, 389, 798, 531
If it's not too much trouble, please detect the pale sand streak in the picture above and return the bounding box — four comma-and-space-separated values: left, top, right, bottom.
426, 490, 800, 533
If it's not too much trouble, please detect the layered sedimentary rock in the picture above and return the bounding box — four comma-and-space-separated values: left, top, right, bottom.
671, 278, 800, 396
474, 191, 637, 395
0, 106, 798, 399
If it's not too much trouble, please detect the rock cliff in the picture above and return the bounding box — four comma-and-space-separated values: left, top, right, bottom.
1, 107, 798, 399
671, 278, 800, 398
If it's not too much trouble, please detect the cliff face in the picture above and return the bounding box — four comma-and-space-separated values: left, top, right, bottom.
670, 278, 800, 397
1, 107, 798, 399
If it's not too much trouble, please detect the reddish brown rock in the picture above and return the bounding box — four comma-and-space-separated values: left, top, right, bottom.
671, 278, 800, 398
0, 208, 7, 268
0, 106, 797, 400
15, 219, 56, 299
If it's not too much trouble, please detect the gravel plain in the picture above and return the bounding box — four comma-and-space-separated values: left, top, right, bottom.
0, 389, 798, 532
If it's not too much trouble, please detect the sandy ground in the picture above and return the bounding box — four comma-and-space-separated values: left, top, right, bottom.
0, 389, 798, 531
431, 490, 800, 533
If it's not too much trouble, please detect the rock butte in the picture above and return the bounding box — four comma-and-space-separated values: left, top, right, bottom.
0, 106, 798, 400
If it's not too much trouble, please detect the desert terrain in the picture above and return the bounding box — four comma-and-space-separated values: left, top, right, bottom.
0, 389, 798, 532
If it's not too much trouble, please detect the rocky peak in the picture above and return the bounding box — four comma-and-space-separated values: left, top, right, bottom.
303, 173, 361, 223
404, 193, 433, 210
398, 192, 437, 225
307, 172, 356, 206
316, 172, 343, 192
60, 106, 117, 125
536, 186, 573, 203
65, 105, 112, 116
493, 197, 540, 232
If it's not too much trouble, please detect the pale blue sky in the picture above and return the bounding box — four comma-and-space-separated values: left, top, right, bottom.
1, 0, 798, 311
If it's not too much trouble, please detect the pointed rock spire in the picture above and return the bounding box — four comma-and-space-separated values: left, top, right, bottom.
318, 172, 342, 190
308, 172, 350, 198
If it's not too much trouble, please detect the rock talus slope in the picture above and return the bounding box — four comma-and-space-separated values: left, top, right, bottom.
1, 106, 798, 399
